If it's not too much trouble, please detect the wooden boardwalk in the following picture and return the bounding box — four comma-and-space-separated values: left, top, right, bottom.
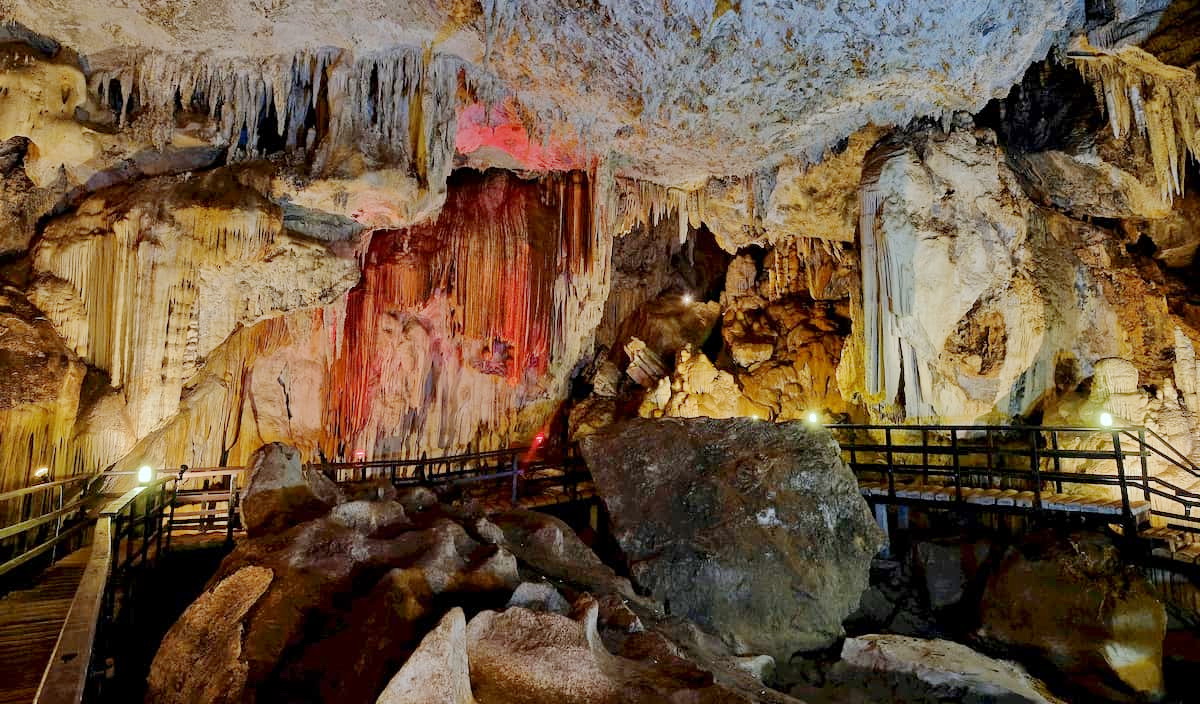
0, 548, 90, 704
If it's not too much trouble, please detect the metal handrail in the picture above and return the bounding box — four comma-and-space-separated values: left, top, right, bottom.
832, 423, 1200, 536
0, 476, 90, 503
1, 476, 93, 579
35, 478, 175, 704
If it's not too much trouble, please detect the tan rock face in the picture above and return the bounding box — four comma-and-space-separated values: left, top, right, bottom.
30, 167, 359, 441
835, 635, 1065, 704
703, 127, 887, 249
376, 608, 476, 704
0, 44, 100, 187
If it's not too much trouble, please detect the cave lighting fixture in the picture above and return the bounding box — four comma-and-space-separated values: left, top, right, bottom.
681, 293, 694, 305
806, 411, 822, 426
137, 465, 154, 484
1099, 412, 1114, 428
33, 467, 49, 478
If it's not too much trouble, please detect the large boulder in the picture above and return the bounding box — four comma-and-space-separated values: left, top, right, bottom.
240, 443, 343, 536
580, 417, 884, 659
830, 634, 1064, 704
977, 531, 1167, 702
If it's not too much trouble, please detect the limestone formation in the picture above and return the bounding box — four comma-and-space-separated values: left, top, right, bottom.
581, 417, 884, 659
0, 286, 85, 492
834, 635, 1065, 704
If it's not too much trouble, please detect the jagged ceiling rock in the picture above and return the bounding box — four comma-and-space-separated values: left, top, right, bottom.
0, 136, 60, 256
1010, 149, 1171, 219
702, 126, 887, 248
5, 0, 1167, 185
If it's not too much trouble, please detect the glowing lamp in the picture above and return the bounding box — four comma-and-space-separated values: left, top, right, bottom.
806, 411, 821, 425
681, 293, 693, 305
533, 432, 546, 446
353, 449, 366, 461
1098, 412, 1114, 428
137, 465, 154, 484
33, 467, 49, 478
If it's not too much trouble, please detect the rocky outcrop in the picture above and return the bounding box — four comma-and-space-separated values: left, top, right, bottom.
0, 286, 85, 493
240, 443, 343, 537
832, 635, 1064, 704
149, 442, 802, 704
581, 417, 883, 659
146, 566, 274, 704
977, 531, 1167, 701
375, 608, 476, 704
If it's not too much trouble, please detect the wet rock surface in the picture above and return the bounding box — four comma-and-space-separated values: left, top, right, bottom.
978, 531, 1168, 702
581, 416, 884, 659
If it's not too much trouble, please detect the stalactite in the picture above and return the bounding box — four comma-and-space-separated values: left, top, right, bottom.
324, 169, 607, 458
1071, 37, 1200, 201
89, 46, 505, 185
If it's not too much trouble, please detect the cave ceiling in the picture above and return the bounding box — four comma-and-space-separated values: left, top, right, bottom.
3, 0, 1170, 185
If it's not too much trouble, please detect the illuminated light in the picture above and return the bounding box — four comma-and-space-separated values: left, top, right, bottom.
34, 467, 49, 478
533, 432, 546, 446
353, 449, 367, 461
806, 411, 821, 425
750, 413, 760, 420
1099, 412, 1114, 428
137, 465, 154, 484
681, 293, 694, 305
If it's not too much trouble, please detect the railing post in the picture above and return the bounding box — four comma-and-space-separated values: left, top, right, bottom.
227, 474, 237, 545
154, 483, 166, 564
985, 428, 995, 489
884, 428, 896, 498
166, 476, 178, 553
1113, 431, 1136, 537
510, 455, 520, 506
1138, 429, 1151, 504
921, 428, 929, 484
1050, 430, 1063, 492
1030, 429, 1042, 512
951, 429, 962, 503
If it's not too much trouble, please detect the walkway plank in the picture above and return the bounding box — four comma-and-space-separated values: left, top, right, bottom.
0, 548, 90, 704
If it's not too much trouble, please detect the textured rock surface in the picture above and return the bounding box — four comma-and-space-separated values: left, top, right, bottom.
0, 286, 85, 492
581, 417, 884, 658
978, 532, 1167, 701
6, 1, 1143, 186
241, 443, 343, 537
375, 608, 476, 704
149, 443, 803, 704
834, 635, 1064, 704
146, 566, 275, 704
